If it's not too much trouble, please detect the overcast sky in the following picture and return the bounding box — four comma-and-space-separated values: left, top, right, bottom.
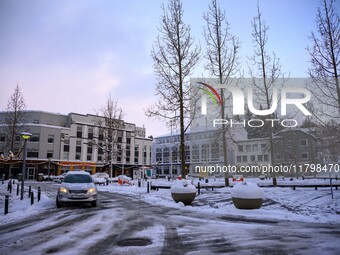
0, 0, 335, 137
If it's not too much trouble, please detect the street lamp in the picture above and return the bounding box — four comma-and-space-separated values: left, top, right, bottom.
20, 132, 32, 200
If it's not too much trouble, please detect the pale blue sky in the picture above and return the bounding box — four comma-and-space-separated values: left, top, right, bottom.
0, 0, 336, 136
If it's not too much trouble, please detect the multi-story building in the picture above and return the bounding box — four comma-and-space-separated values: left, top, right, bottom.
153, 128, 318, 178
0, 111, 153, 179
152, 128, 247, 177
235, 128, 317, 173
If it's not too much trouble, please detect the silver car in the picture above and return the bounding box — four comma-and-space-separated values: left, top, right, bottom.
56, 171, 97, 208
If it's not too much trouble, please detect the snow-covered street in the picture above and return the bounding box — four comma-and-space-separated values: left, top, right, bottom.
1, 179, 340, 254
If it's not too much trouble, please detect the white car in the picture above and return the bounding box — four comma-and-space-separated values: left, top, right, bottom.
92, 173, 109, 185
53, 173, 67, 182
56, 171, 97, 208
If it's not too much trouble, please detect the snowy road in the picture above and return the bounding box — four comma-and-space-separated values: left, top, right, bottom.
1, 182, 340, 255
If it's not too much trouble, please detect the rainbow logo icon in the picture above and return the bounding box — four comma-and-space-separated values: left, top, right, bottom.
197, 82, 222, 107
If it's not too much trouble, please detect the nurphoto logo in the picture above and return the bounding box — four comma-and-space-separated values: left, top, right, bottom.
197, 79, 312, 128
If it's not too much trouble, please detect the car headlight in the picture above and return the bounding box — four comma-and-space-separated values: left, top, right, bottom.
88, 188, 97, 194
59, 187, 68, 193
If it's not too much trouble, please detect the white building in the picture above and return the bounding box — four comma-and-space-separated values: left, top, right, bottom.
0, 111, 153, 179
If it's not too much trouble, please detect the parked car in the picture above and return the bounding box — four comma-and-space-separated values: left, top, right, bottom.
232, 175, 244, 182
53, 173, 67, 182
56, 171, 97, 208
92, 173, 109, 185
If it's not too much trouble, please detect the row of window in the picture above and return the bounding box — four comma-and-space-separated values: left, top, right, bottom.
236, 152, 310, 164
237, 154, 270, 163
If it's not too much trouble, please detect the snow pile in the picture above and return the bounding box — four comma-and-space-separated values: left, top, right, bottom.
231, 181, 265, 199
118, 175, 131, 181
170, 179, 197, 194
0, 181, 54, 225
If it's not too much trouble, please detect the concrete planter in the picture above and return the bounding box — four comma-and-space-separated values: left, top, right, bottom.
170, 179, 197, 206
231, 182, 265, 210
171, 192, 196, 205
232, 197, 264, 209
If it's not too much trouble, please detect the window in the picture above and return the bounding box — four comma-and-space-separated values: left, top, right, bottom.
264, 154, 269, 161
251, 155, 256, 162
301, 152, 309, 159
47, 151, 53, 158
87, 146, 92, 154
135, 145, 139, 163
258, 155, 263, 162
246, 145, 251, 152
88, 128, 93, 139
237, 156, 242, 163
30, 133, 40, 142
300, 139, 308, 146
76, 140, 81, 153
48, 135, 54, 143
63, 152, 69, 160
261, 144, 266, 150
27, 150, 39, 158
252, 144, 258, 152
242, 155, 247, 162
64, 145, 70, 152
238, 145, 243, 152
0, 134, 5, 142
77, 126, 82, 138
276, 154, 281, 160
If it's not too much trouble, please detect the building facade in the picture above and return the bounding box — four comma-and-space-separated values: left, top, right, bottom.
152, 128, 247, 178
153, 128, 318, 178
0, 111, 152, 179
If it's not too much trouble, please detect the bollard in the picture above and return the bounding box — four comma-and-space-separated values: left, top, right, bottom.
7, 180, 12, 193
31, 192, 34, 205
273, 177, 277, 186
198, 182, 200, 195
28, 186, 31, 197
138, 179, 141, 188
38, 187, 41, 202
4, 195, 9, 215
17, 184, 19, 196
224, 177, 229, 187
147, 181, 150, 193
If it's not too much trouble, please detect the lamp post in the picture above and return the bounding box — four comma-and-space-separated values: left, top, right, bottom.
20, 132, 32, 200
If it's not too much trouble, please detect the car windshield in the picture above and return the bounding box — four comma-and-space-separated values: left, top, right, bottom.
63, 174, 93, 183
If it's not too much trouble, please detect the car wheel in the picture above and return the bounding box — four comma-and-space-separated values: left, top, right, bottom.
91, 201, 97, 207
56, 198, 62, 208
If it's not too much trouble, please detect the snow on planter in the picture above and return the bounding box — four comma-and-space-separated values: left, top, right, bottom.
231, 181, 265, 209
170, 179, 197, 206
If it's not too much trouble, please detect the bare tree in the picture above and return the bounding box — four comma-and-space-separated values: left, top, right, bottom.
203, 0, 240, 184
146, 0, 200, 177
4, 84, 26, 178
307, 0, 340, 122
94, 95, 124, 178
249, 4, 282, 181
